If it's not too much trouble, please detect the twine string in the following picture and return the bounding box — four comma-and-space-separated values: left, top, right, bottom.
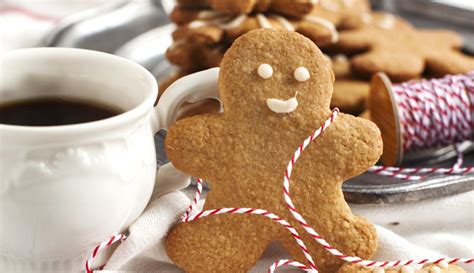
180, 108, 472, 272
369, 72, 474, 180
85, 233, 126, 273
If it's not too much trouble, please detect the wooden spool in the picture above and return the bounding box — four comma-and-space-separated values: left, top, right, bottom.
368, 72, 403, 166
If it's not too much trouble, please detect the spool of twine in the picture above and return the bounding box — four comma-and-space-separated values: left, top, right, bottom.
368, 71, 474, 166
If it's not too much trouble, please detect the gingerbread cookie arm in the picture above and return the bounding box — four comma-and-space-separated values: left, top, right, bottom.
210, 0, 256, 14
270, 0, 316, 18
351, 49, 424, 81
417, 30, 474, 76
166, 41, 224, 71
170, 8, 201, 24
338, 263, 467, 273
320, 113, 382, 180
225, 17, 267, 44
334, 28, 373, 54
165, 114, 225, 179
296, 21, 337, 46
418, 29, 464, 48
425, 51, 474, 77
173, 26, 224, 45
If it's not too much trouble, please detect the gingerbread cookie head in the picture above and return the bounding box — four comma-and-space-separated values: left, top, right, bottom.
219, 29, 334, 116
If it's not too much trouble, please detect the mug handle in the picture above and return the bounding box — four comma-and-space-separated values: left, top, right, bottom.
152, 68, 221, 197
156, 67, 221, 130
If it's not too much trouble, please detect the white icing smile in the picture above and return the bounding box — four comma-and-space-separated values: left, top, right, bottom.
266, 92, 299, 113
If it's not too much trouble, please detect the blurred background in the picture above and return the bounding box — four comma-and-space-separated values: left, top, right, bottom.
1, 0, 473, 80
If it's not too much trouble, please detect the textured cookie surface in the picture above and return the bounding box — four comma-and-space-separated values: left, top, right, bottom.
333, 12, 474, 81
176, 0, 316, 17
166, 40, 225, 72
310, 0, 371, 29
331, 55, 369, 115
168, 0, 371, 73
338, 263, 467, 273
165, 29, 382, 273
170, 8, 337, 47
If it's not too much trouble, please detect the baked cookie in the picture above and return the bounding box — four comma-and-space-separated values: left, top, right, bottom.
310, 0, 371, 29
166, 40, 225, 71
176, 0, 317, 17
165, 29, 382, 273
338, 263, 467, 273
170, 8, 338, 47
332, 12, 474, 81
330, 54, 369, 115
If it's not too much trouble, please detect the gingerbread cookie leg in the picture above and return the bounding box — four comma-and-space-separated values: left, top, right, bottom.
281, 215, 377, 273
166, 215, 276, 273
277, 114, 380, 273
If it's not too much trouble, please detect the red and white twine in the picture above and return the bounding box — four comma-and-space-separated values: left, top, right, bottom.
369, 72, 474, 180
86, 72, 474, 272
178, 109, 473, 272
85, 233, 126, 273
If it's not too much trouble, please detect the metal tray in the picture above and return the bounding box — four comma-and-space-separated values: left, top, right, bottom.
42, 0, 169, 53
46, 2, 474, 204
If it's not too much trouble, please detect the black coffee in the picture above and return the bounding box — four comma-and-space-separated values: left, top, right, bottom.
0, 97, 122, 126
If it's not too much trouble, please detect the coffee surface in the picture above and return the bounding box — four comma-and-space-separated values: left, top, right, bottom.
0, 97, 122, 126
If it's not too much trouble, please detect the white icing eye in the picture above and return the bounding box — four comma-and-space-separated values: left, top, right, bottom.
258, 63, 273, 79
294, 67, 310, 82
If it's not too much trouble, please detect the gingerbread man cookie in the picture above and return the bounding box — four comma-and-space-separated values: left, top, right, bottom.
165, 29, 382, 273
338, 263, 467, 273
176, 0, 316, 18
332, 12, 474, 81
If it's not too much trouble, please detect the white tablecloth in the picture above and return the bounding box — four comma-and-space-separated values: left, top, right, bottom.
101, 188, 473, 272
1, 2, 473, 272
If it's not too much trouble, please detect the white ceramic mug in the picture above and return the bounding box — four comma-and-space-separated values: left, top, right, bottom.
0, 48, 219, 273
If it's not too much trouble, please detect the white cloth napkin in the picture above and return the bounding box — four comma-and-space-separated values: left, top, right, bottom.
102, 186, 473, 272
